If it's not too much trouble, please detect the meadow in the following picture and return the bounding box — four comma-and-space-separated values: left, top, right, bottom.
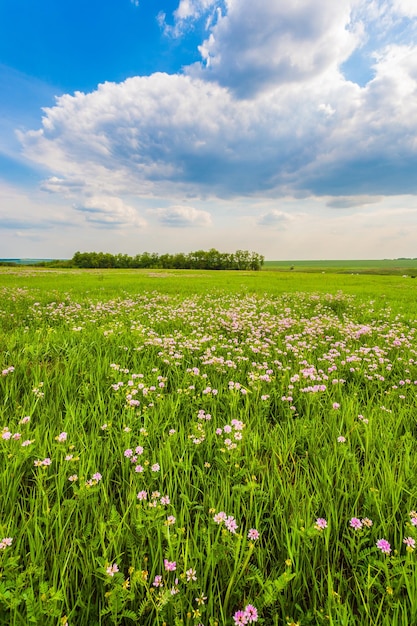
263, 259, 417, 276
1, 267, 417, 625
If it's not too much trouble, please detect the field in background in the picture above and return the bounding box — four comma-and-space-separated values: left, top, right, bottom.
264, 259, 417, 275
1, 265, 416, 316
3, 258, 417, 276
1, 267, 417, 625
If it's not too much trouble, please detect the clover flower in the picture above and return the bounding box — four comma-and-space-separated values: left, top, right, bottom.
315, 518, 327, 530
376, 539, 391, 554
106, 563, 119, 577
349, 518, 362, 530
247, 528, 260, 541
0, 537, 13, 550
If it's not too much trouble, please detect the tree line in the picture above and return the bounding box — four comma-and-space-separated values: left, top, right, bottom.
70, 249, 264, 270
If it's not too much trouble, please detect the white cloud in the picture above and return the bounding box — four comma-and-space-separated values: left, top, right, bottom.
391, 0, 417, 18
174, 0, 219, 21
257, 210, 295, 228
14, 0, 417, 238
160, 0, 221, 37
151, 205, 212, 227
187, 0, 361, 96
76, 196, 146, 228
318, 103, 336, 117
18, 48, 417, 205
40, 176, 85, 195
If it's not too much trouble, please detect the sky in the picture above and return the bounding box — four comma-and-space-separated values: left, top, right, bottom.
1, 0, 417, 260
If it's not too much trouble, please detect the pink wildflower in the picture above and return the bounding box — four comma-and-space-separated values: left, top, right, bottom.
225, 516, 238, 534
315, 518, 327, 530
186, 568, 197, 582
244, 604, 259, 622
106, 563, 119, 577
164, 559, 176, 571
403, 537, 416, 549
0, 537, 13, 550
350, 518, 362, 530
376, 539, 391, 554
233, 610, 248, 625
213, 511, 227, 524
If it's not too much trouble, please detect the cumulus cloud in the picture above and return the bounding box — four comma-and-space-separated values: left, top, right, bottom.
174, 0, 219, 21
75, 196, 146, 228
151, 205, 212, 227
391, 0, 417, 18
302, 42, 417, 195
160, 0, 221, 37
17, 0, 417, 218
187, 0, 361, 96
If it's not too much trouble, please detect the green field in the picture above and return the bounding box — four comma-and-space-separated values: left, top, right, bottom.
3, 257, 417, 276
1, 268, 417, 625
264, 259, 417, 275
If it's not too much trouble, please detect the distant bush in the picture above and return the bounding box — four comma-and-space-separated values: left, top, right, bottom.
69, 249, 265, 271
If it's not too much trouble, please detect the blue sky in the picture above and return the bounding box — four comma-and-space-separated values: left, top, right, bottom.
1, 0, 417, 260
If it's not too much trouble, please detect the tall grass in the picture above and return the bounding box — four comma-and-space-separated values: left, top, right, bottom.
1, 269, 417, 625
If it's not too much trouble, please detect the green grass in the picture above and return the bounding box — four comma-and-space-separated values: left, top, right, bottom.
1, 268, 417, 625
264, 259, 417, 276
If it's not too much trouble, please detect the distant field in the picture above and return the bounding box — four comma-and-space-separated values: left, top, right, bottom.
2, 258, 417, 275
1, 266, 417, 311
264, 259, 417, 275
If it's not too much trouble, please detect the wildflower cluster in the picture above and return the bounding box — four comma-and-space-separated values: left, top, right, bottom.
233, 604, 258, 624
85, 472, 102, 487
213, 511, 239, 534
1, 366, 14, 376
216, 419, 245, 452
3, 284, 417, 625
